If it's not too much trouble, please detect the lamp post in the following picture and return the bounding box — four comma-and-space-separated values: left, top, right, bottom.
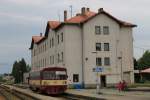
92, 51, 100, 94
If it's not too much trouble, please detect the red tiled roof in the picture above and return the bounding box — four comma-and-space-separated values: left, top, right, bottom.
32, 36, 44, 43
53, 9, 136, 29
48, 21, 60, 29
29, 35, 44, 49
66, 11, 96, 23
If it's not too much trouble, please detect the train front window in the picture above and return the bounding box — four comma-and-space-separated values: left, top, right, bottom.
43, 71, 55, 80
43, 71, 66, 80
56, 71, 67, 80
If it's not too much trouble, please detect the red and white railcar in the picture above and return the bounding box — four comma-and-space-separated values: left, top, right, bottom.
29, 67, 67, 94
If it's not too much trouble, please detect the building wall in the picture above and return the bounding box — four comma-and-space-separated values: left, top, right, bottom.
82, 13, 134, 86
119, 27, 134, 83
64, 25, 83, 85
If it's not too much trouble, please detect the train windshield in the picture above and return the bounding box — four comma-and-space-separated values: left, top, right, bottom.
43, 71, 67, 80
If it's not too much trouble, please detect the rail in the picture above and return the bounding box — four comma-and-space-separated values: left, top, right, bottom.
0, 84, 105, 100
0, 84, 59, 100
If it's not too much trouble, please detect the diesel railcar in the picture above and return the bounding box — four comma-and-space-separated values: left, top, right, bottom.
29, 67, 67, 94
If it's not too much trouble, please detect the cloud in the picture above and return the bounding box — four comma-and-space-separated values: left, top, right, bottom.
0, 12, 47, 22
1, 0, 50, 6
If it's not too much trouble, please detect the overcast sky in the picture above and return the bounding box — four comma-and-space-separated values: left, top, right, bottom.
0, 0, 150, 74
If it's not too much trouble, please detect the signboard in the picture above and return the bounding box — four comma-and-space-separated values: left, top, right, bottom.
93, 67, 103, 72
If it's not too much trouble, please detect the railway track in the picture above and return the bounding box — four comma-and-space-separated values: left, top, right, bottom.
1, 84, 104, 100
0, 84, 22, 100
0, 84, 59, 100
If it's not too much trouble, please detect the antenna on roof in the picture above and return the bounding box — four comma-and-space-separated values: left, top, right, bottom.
70, 5, 73, 18
57, 10, 61, 22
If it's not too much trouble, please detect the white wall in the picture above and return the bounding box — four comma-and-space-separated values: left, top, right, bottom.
64, 25, 83, 84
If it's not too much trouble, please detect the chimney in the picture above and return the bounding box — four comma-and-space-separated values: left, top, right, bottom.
98, 8, 103, 13
87, 8, 90, 12
81, 7, 86, 15
64, 10, 67, 21
40, 33, 42, 37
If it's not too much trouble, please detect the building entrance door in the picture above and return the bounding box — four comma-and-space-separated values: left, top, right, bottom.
100, 75, 106, 87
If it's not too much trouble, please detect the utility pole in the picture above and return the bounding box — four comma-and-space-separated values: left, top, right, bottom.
57, 10, 61, 22
92, 51, 101, 94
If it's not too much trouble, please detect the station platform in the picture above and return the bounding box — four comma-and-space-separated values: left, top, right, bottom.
65, 88, 150, 100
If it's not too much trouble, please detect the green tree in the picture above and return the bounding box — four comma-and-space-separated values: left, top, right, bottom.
134, 58, 138, 70
138, 50, 150, 70
0, 76, 3, 82
12, 61, 19, 83
11, 58, 30, 83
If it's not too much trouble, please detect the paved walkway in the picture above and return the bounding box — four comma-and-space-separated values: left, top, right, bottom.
66, 87, 150, 100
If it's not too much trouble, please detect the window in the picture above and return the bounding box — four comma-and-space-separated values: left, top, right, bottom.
45, 42, 46, 51
57, 35, 59, 44
61, 33, 63, 42
104, 43, 109, 51
52, 55, 54, 64
96, 57, 102, 66
45, 58, 46, 66
95, 26, 101, 34
61, 52, 63, 62
43, 58, 45, 67
104, 57, 110, 66
50, 56, 51, 64
96, 43, 101, 51
103, 26, 109, 35
52, 38, 54, 47
73, 74, 79, 82
50, 39, 51, 48
58, 53, 60, 63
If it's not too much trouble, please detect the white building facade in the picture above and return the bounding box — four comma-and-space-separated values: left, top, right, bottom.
30, 7, 136, 88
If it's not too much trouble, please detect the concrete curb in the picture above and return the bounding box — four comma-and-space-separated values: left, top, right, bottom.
64, 92, 106, 100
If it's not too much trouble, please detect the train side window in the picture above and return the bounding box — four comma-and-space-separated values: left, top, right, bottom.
73, 74, 79, 82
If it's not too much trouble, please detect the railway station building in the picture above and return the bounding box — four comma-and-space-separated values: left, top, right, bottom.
29, 7, 136, 88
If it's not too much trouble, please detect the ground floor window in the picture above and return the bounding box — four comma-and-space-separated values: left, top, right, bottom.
73, 74, 79, 82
